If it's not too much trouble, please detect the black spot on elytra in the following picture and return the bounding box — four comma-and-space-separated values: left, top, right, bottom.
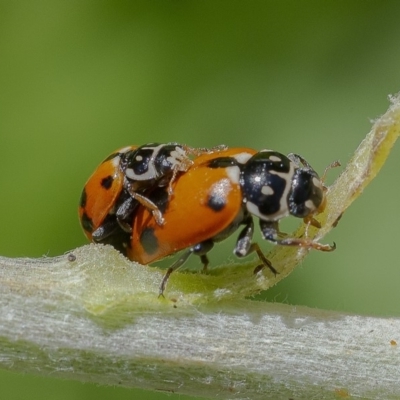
207, 157, 238, 169
207, 190, 227, 212
80, 188, 87, 208
101, 175, 114, 189
80, 212, 94, 233
140, 227, 159, 255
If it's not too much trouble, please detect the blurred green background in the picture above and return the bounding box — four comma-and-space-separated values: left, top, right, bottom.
1, 1, 400, 399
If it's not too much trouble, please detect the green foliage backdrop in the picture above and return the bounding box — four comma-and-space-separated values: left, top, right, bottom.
1, 1, 400, 399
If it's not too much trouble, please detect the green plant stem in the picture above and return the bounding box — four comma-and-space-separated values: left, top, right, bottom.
0, 248, 399, 400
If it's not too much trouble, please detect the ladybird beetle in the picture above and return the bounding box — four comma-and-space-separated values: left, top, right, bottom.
79, 143, 227, 253
128, 147, 335, 294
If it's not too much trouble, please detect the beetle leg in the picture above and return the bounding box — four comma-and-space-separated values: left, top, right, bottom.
92, 217, 120, 241
248, 243, 278, 275
91, 215, 130, 255
321, 159, 341, 184
159, 250, 192, 297
233, 217, 277, 275
167, 162, 192, 196
274, 237, 336, 252
199, 255, 209, 273
192, 241, 213, 272
259, 220, 336, 252
159, 240, 214, 296
259, 220, 280, 242
303, 214, 321, 229
126, 184, 165, 226
287, 153, 314, 169
234, 216, 254, 257
115, 196, 137, 232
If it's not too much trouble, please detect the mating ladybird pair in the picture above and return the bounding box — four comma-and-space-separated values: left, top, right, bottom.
79, 142, 335, 294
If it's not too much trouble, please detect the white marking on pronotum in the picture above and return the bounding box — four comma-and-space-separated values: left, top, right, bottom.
225, 165, 241, 184
261, 185, 274, 196
269, 154, 283, 162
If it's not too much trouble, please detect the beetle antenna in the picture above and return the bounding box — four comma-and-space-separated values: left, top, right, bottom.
321, 160, 341, 184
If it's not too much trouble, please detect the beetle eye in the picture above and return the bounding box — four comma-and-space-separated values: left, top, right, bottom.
289, 169, 324, 218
